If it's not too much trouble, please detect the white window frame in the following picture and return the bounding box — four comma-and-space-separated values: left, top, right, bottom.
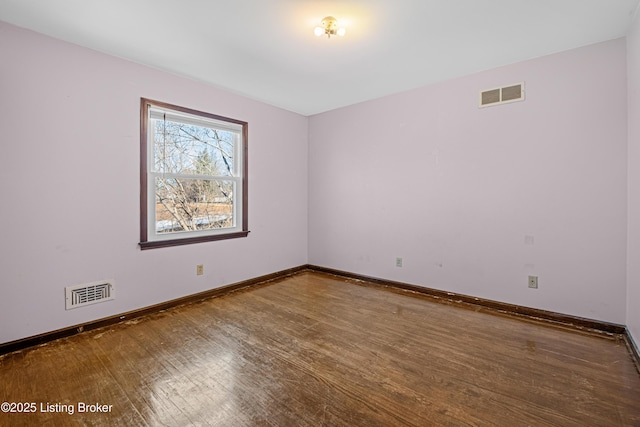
139, 98, 248, 249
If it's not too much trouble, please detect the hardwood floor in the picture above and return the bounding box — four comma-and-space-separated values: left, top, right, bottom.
1, 271, 639, 426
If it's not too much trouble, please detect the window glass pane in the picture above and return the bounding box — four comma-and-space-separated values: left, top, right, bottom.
153, 119, 235, 176
155, 177, 234, 234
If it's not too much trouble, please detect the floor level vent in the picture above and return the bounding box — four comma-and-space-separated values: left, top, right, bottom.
480, 82, 525, 107
65, 280, 115, 310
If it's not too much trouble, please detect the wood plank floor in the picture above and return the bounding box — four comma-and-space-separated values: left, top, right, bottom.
1, 271, 639, 426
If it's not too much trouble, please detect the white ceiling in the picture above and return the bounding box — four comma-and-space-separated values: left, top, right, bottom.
1, 0, 639, 115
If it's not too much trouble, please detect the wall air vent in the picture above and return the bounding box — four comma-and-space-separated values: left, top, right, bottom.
480, 82, 525, 107
65, 280, 115, 310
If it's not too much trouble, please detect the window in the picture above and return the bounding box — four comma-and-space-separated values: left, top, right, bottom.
140, 98, 248, 249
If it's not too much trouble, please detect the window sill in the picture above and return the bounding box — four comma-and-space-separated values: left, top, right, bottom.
139, 231, 250, 250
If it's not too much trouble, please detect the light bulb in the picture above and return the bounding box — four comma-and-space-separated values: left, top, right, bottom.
314, 26, 324, 37
337, 28, 346, 37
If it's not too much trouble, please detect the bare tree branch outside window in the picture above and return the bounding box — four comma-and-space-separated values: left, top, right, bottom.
153, 120, 235, 234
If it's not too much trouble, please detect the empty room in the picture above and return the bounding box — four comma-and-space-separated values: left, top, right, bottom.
1, 1, 640, 425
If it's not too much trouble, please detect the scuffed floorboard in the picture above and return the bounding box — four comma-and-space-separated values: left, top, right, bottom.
1, 271, 639, 426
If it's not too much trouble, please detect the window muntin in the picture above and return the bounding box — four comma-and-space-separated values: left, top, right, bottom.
140, 99, 248, 249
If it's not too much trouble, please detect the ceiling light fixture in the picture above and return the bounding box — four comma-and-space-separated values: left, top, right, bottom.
314, 16, 346, 38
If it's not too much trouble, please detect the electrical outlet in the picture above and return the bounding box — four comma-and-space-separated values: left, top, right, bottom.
197, 264, 204, 276
396, 257, 403, 268
528, 275, 538, 289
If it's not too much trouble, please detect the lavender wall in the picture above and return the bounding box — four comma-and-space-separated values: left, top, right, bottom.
628, 12, 640, 345
0, 22, 309, 344
309, 39, 628, 324
0, 19, 634, 345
